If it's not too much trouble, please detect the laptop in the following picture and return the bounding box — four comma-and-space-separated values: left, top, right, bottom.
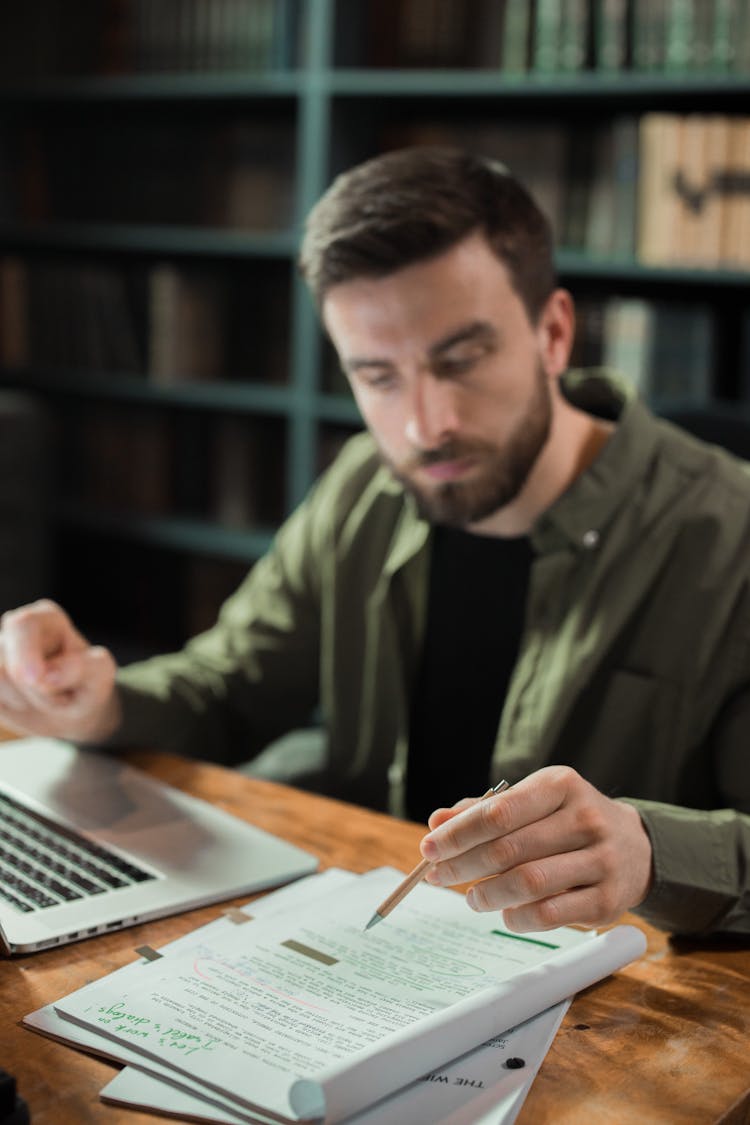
0, 737, 318, 955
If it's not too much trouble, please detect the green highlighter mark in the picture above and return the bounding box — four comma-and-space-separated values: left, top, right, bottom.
490, 929, 560, 950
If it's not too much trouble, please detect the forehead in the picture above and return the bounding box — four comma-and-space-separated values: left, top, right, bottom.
321, 232, 528, 350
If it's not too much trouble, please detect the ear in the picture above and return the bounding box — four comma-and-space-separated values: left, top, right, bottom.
536, 288, 575, 379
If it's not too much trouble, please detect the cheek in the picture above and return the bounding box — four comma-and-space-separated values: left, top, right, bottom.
357, 397, 407, 456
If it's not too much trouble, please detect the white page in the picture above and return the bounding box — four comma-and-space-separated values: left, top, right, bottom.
101, 999, 571, 1125
53, 868, 645, 1123
24, 868, 355, 1062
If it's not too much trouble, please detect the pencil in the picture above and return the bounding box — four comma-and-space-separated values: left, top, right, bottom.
364, 779, 510, 930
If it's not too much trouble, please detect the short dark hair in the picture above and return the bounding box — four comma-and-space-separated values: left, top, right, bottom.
299, 146, 557, 324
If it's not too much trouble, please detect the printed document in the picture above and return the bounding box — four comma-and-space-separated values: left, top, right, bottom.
48, 867, 646, 1123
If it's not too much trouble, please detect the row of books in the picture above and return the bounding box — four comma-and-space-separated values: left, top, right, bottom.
0, 258, 290, 383
386, 113, 750, 267
4, 119, 295, 232
0, 256, 745, 402
571, 295, 718, 402
368, 0, 749, 74
62, 404, 286, 528
0, 0, 299, 80
3, 255, 739, 411
2, 112, 748, 270
638, 113, 750, 267
2, 0, 748, 79
118, 0, 299, 73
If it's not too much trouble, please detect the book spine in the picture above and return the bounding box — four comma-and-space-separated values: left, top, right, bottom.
611, 115, 639, 259
501, 0, 533, 72
664, 0, 694, 71
558, 0, 589, 72
533, 0, 563, 71
592, 0, 629, 71
636, 112, 682, 264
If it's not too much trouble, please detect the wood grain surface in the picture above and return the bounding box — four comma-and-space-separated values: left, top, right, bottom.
1, 746, 749, 1125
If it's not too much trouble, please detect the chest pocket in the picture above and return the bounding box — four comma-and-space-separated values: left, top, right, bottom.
550, 668, 682, 801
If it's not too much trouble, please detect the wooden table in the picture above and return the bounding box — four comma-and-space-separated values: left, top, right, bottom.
1, 749, 750, 1125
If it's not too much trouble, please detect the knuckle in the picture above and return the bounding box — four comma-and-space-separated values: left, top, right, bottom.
534, 896, 563, 929
481, 793, 514, 835
485, 834, 518, 872
436, 858, 460, 886
546, 764, 577, 789
438, 820, 463, 855
516, 861, 549, 900
594, 882, 620, 921
469, 880, 489, 912
574, 803, 607, 840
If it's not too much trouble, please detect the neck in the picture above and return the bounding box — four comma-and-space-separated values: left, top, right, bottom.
468, 395, 614, 538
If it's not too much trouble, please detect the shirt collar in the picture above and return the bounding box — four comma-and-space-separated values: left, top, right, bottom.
532, 370, 661, 554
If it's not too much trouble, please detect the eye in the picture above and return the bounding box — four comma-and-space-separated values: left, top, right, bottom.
433, 347, 486, 378
355, 368, 397, 391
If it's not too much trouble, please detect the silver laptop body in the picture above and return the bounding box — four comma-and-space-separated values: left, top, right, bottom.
0, 737, 318, 954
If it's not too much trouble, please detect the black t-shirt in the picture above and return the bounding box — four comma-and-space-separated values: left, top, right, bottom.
405, 526, 533, 824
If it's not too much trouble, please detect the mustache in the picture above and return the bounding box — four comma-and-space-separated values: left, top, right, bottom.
404, 439, 488, 472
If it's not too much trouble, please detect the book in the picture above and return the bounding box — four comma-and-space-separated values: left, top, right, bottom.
592, 0, 629, 72
664, 0, 695, 71
610, 114, 640, 259
533, 0, 564, 71
603, 296, 714, 402
501, 0, 534, 73
699, 114, 732, 265
603, 296, 654, 393
721, 117, 750, 267
674, 113, 710, 265
28, 867, 646, 1125
557, 0, 590, 72
637, 112, 682, 264
632, 0, 668, 71
648, 300, 714, 402
211, 416, 261, 528
148, 264, 226, 383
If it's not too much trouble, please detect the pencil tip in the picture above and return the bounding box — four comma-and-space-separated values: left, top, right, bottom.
364, 913, 383, 931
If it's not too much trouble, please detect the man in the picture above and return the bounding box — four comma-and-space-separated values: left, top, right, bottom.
0, 147, 749, 936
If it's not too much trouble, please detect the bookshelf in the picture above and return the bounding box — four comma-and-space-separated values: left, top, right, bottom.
0, 0, 749, 657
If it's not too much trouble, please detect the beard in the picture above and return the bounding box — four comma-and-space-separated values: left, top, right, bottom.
382, 362, 552, 527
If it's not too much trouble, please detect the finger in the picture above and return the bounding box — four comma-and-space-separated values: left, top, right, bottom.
421, 769, 569, 863
466, 846, 603, 915
427, 797, 477, 830
425, 798, 599, 888
500, 885, 614, 933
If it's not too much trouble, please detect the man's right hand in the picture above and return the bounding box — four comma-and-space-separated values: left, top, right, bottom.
0, 599, 120, 743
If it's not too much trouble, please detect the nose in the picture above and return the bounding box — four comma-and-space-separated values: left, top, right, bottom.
404, 373, 459, 451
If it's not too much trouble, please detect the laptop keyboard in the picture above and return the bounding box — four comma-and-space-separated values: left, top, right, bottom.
0, 790, 155, 913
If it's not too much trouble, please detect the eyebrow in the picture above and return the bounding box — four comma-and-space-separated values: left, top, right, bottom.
428, 320, 499, 358
344, 320, 499, 375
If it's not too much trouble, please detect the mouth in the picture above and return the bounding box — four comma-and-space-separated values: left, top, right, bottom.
418, 456, 477, 483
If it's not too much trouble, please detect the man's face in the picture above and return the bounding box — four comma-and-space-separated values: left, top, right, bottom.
322, 232, 561, 529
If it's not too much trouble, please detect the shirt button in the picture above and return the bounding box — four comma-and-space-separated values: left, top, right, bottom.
582, 529, 600, 549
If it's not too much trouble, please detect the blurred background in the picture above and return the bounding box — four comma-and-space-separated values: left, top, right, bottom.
0, 0, 748, 661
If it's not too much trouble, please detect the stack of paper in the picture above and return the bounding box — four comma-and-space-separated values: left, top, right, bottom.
25, 868, 646, 1124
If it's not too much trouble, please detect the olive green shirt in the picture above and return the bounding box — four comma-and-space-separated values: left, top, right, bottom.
112, 373, 750, 936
